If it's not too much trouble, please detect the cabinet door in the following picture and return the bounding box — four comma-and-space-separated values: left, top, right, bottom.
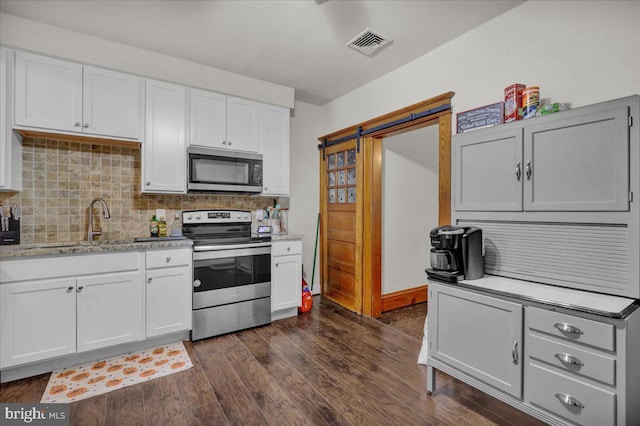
0, 278, 76, 368
146, 266, 192, 338
429, 282, 523, 398
76, 271, 142, 352
524, 106, 630, 211
14, 51, 83, 132
272, 254, 302, 312
143, 79, 187, 193
226, 96, 261, 152
261, 104, 290, 196
454, 128, 523, 211
83, 66, 143, 139
189, 88, 226, 149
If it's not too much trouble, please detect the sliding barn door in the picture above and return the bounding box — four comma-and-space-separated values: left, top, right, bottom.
321, 140, 363, 314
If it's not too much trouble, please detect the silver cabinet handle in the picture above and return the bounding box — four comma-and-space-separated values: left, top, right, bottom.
512, 340, 518, 364
67, 286, 74, 292
146, 181, 151, 186
74, 122, 81, 127
148, 277, 153, 284
83, 123, 89, 128
227, 140, 232, 146
554, 322, 583, 335
193, 279, 201, 288
555, 393, 584, 408
525, 161, 532, 180
554, 352, 584, 366
287, 247, 290, 252
166, 256, 172, 263
222, 140, 227, 145
515, 162, 521, 181
77, 286, 84, 292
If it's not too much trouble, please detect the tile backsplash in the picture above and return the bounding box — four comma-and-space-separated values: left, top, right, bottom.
0, 138, 272, 244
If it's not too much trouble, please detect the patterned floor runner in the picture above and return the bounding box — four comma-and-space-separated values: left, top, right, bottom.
41, 341, 192, 404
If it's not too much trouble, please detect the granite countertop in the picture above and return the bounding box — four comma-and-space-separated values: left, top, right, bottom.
0, 238, 193, 259
271, 233, 304, 241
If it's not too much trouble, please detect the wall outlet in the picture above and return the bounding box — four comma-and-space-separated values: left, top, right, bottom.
156, 208, 166, 220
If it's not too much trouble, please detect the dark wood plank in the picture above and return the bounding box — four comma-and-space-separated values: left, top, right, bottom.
0, 297, 544, 425
212, 330, 311, 426
192, 335, 268, 425
235, 328, 352, 426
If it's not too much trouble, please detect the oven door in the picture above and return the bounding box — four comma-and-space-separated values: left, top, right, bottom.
192, 246, 271, 309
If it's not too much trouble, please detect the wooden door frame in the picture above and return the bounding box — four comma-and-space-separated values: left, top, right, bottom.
319, 92, 454, 318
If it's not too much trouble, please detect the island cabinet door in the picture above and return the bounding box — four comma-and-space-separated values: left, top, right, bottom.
453, 127, 523, 211
76, 271, 142, 352
0, 278, 77, 368
429, 282, 523, 398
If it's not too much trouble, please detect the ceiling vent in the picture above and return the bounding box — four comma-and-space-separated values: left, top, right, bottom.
346, 28, 392, 56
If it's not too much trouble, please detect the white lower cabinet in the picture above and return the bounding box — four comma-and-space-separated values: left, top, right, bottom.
145, 248, 192, 338
0, 278, 77, 368
427, 281, 640, 426
428, 282, 523, 398
271, 239, 302, 319
0, 247, 193, 373
76, 271, 142, 352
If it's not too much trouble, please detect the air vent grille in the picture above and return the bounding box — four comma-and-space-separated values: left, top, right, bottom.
346, 28, 392, 56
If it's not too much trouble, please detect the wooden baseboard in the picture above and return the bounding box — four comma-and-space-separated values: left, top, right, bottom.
381, 285, 428, 312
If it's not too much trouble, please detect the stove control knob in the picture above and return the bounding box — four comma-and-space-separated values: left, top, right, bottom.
187, 215, 193, 221
193, 279, 201, 288
195, 214, 201, 220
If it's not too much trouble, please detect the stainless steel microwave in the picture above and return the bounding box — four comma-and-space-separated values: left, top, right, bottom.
187, 146, 263, 193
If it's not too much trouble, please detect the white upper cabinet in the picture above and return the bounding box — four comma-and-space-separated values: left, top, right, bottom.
0, 47, 22, 192
189, 90, 261, 153
189, 88, 226, 149
14, 51, 143, 141
82, 66, 143, 139
14, 51, 83, 133
226, 96, 262, 152
143, 79, 187, 193
261, 104, 290, 196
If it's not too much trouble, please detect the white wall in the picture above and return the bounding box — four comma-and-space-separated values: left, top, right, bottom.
0, 13, 294, 108
319, 0, 640, 133
382, 125, 439, 295
287, 1, 640, 298
289, 101, 322, 293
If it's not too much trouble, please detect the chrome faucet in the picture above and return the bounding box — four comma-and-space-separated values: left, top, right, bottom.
88, 197, 111, 241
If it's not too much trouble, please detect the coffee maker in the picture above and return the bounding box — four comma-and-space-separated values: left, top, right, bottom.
425, 225, 484, 283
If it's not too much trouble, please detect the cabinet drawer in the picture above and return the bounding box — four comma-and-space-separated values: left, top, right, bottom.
272, 240, 302, 257
527, 333, 615, 385
146, 248, 192, 269
527, 307, 615, 351
526, 362, 615, 426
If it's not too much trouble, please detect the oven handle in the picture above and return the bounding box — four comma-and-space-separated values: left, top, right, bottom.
193, 245, 272, 260
193, 242, 273, 252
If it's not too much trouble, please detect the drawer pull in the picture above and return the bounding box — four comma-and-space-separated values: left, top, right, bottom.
512, 340, 518, 364
554, 352, 584, 367
554, 322, 583, 335
555, 393, 584, 409
166, 256, 172, 263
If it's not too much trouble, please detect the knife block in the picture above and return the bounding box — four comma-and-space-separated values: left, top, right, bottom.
0, 218, 20, 245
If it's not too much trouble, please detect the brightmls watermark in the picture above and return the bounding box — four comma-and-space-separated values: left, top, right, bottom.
1, 404, 69, 425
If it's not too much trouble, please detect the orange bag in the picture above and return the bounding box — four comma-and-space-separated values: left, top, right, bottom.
299, 280, 313, 313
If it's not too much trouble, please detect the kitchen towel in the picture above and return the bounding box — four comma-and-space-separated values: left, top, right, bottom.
41, 341, 192, 404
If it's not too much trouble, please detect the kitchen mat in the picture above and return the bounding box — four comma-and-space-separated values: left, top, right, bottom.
41, 341, 192, 404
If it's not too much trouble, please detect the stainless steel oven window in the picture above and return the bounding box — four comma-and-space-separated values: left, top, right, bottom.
193, 246, 271, 292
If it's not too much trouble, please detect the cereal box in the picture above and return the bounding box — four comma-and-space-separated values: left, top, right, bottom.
504, 84, 525, 122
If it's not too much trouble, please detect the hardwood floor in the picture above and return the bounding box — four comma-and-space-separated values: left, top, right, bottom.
377, 301, 428, 340
0, 297, 544, 425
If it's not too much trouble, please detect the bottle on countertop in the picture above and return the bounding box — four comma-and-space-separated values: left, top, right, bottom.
158, 215, 167, 237
150, 215, 159, 237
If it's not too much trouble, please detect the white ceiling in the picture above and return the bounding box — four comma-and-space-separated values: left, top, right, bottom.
0, 0, 524, 105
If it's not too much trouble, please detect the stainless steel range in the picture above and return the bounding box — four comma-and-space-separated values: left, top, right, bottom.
182, 209, 272, 341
